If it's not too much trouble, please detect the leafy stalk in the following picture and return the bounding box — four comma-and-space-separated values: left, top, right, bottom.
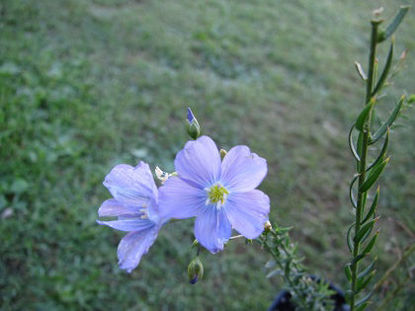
347, 7, 410, 310
349, 19, 380, 310
259, 225, 334, 310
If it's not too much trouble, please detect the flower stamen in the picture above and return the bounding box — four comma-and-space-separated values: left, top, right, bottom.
206, 184, 229, 208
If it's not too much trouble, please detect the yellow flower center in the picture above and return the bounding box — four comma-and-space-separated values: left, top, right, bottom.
207, 184, 229, 207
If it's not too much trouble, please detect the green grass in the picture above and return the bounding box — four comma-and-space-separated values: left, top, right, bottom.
1, 0, 414, 310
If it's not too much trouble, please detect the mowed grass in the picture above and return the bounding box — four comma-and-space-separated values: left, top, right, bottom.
1, 0, 414, 310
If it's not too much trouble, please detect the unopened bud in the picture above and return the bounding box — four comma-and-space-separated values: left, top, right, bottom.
186, 107, 201, 140
187, 256, 204, 284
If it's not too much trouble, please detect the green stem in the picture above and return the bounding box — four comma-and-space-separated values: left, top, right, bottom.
350, 20, 380, 311
262, 232, 307, 308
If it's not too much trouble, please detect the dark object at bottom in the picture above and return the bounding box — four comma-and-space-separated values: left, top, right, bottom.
268, 279, 350, 311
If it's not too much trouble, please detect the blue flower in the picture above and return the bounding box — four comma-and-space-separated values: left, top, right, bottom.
159, 136, 270, 253
97, 162, 165, 272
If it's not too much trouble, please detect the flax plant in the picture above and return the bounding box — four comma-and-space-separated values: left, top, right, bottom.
97, 5, 413, 311
345, 6, 411, 311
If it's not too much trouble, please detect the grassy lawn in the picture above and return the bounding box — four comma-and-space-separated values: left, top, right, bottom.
1, 0, 414, 310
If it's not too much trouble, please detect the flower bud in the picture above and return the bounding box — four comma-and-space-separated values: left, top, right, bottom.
186, 107, 201, 140
187, 256, 204, 284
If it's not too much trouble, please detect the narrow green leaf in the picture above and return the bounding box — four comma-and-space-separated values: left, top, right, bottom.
372, 42, 394, 95
347, 223, 355, 252
345, 264, 352, 282
349, 174, 359, 208
362, 194, 367, 214
266, 269, 282, 279
358, 260, 376, 279
359, 157, 390, 192
370, 95, 405, 145
357, 131, 364, 170
362, 187, 380, 224
354, 217, 379, 244
377, 6, 411, 43
352, 253, 366, 265
357, 270, 376, 292
349, 125, 361, 162
356, 302, 369, 311
367, 129, 389, 171
361, 232, 379, 255
356, 291, 373, 307
354, 61, 367, 81
369, 108, 376, 131
356, 99, 375, 131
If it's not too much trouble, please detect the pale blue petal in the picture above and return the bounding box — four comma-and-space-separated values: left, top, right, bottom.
194, 206, 231, 254
158, 176, 206, 220
117, 226, 159, 273
103, 162, 158, 210
175, 136, 221, 188
187, 107, 195, 123
96, 218, 154, 232
98, 199, 141, 217
224, 190, 270, 239
221, 145, 267, 192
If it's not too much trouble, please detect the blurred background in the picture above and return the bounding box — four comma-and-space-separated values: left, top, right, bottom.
1, 0, 414, 310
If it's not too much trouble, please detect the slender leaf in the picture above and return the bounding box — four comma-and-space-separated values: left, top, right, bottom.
358, 260, 376, 279
361, 232, 379, 255
357, 131, 364, 170
356, 302, 369, 311
356, 99, 375, 131
357, 270, 375, 292
354, 217, 379, 243
362, 187, 379, 224
356, 291, 373, 307
347, 223, 355, 252
354, 61, 367, 80
350, 174, 359, 208
359, 157, 390, 192
372, 42, 394, 95
367, 129, 389, 171
266, 269, 283, 278
370, 95, 405, 144
369, 107, 376, 131
362, 194, 367, 214
352, 253, 366, 265
345, 264, 352, 282
377, 6, 411, 43
349, 125, 361, 162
